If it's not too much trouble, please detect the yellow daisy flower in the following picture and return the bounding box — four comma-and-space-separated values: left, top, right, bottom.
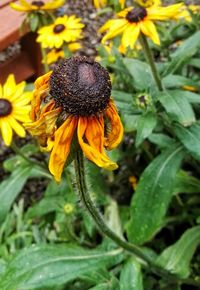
25, 56, 123, 182
0, 75, 32, 146
99, 3, 183, 49
10, 0, 64, 12
37, 15, 84, 49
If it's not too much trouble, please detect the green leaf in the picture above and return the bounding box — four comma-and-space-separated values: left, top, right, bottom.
122, 114, 140, 132
120, 257, 143, 290
163, 31, 200, 75
167, 89, 200, 104
158, 91, 195, 126
135, 112, 157, 147
148, 133, 175, 149
123, 58, 154, 90
0, 245, 123, 290
0, 165, 31, 224
156, 226, 200, 278
89, 277, 120, 290
126, 144, 185, 245
163, 75, 200, 91
173, 122, 200, 162
174, 171, 200, 194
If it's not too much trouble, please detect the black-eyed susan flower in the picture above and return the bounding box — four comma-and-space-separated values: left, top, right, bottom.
10, 0, 64, 12
99, 3, 183, 49
25, 57, 123, 182
0, 75, 32, 146
37, 16, 84, 49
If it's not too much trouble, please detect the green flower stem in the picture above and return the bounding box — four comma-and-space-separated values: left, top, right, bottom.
40, 45, 49, 73
74, 149, 179, 280
140, 34, 164, 92
11, 141, 46, 169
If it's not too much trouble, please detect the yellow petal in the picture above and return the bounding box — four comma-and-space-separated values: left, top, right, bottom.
121, 24, 140, 49
101, 19, 128, 43
140, 20, 160, 45
0, 119, 13, 146
78, 116, 118, 170
148, 3, 183, 21
49, 116, 78, 182
104, 100, 124, 150
3, 75, 16, 97
8, 116, 26, 137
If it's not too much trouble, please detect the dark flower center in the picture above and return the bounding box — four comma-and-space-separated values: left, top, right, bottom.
53, 24, 66, 34
50, 56, 111, 116
126, 7, 147, 23
31, 1, 45, 7
0, 99, 12, 117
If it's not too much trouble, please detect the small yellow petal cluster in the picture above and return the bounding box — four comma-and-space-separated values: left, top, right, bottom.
10, 0, 64, 12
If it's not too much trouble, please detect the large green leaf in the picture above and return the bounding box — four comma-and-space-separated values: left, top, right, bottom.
173, 122, 200, 162
135, 112, 157, 147
120, 257, 143, 290
126, 144, 185, 245
163, 75, 200, 91
156, 226, 200, 278
0, 245, 123, 290
0, 165, 31, 224
158, 91, 195, 126
163, 31, 200, 76
123, 58, 154, 90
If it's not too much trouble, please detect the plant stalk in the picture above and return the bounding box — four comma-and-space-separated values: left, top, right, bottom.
74, 149, 181, 281
140, 34, 164, 91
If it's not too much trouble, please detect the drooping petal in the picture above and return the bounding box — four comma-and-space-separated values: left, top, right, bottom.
140, 20, 160, 45
147, 3, 183, 21
49, 116, 78, 182
31, 71, 52, 120
121, 23, 140, 49
43, 0, 65, 10
77, 116, 118, 170
104, 99, 124, 150
0, 119, 13, 146
101, 19, 128, 43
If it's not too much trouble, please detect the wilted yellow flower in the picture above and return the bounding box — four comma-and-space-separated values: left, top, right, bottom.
99, 3, 183, 49
25, 56, 123, 182
10, 0, 64, 12
37, 16, 84, 49
0, 75, 32, 146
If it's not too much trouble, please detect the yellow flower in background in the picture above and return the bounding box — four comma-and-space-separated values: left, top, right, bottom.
0, 75, 32, 146
93, 0, 107, 9
93, 0, 126, 9
46, 49, 65, 65
99, 3, 183, 49
68, 42, 82, 52
175, 5, 200, 21
135, 0, 161, 8
25, 56, 123, 182
10, 0, 64, 12
37, 16, 84, 49
46, 43, 82, 65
